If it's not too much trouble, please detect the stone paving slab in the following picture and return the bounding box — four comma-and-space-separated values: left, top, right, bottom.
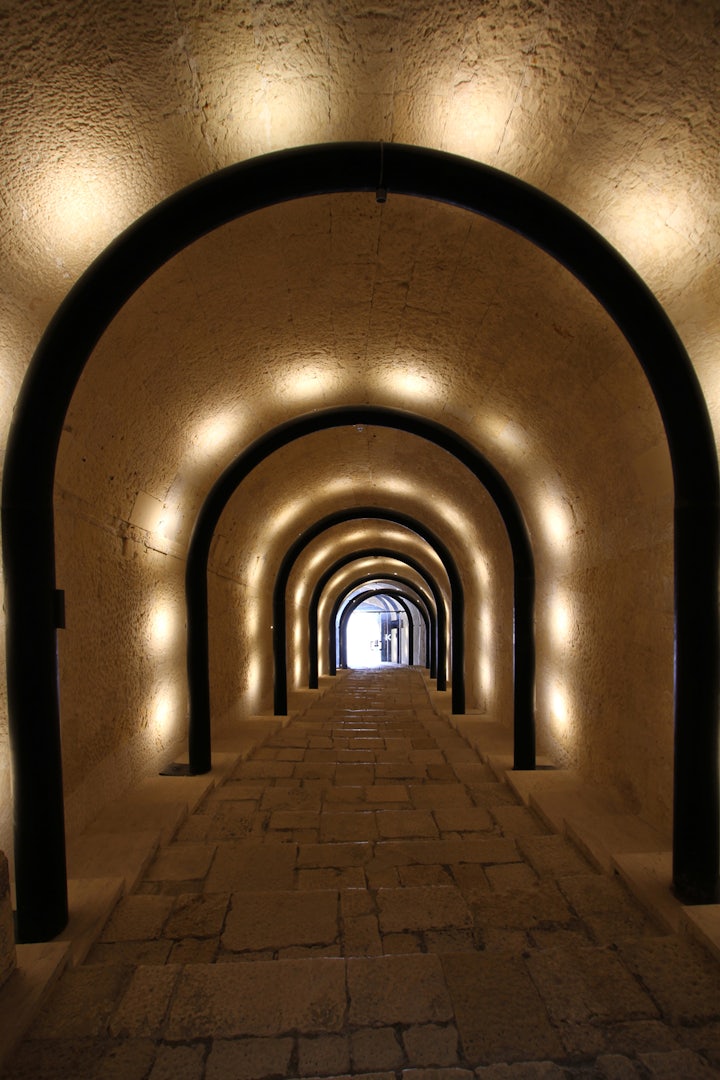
615, 936, 720, 1025
377, 887, 473, 933
442, 952, 565, 1065
222, 890, 339, 952
525, 945, 660, 1027
347, 954, 454, 1026
100, 894, 175, 943
165, 958, 347, 1038
204, 842, 298, 891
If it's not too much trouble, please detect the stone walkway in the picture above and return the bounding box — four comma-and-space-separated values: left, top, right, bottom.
4, 667, 720, 1079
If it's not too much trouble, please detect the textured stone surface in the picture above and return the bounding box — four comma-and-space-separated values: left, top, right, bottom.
222, 890, 339, 952
525, 946, 658, 1026
347, 955, 454, 1026
205, 1037, 294, 1080
377, 887, 473, 932
441, 953, 564, 1065
204, 842, 297, 892
616, 937, 720, 1024
166, 959, 347, 1038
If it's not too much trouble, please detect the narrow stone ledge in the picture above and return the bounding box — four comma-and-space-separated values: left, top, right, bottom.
57, 876, 125, 967
684, 903, 720, 964
66, 829, 160, 895
0, 940, 70, 1070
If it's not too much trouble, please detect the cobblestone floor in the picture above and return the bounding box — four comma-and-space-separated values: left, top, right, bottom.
4, 667, 720, 1078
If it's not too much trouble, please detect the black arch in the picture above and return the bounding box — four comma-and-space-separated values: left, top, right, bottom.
3, 142, 716, 939
320, 567, 436, 677
339, 588, 425, 667
272, 507, 464, 715
308, 550, 439, 685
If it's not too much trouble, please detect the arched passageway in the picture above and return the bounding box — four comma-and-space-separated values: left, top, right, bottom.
307, 551, 439, 686
337, 583, 431, 671
271, 506, 465, 716
326, 571, 440, 681
339, 588, 426, 668
3, 142, 717, 940
187, 407, 534, 772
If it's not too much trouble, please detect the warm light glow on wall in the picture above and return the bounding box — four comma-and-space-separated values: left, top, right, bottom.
384, 366, 442, 405
148, 600, 179, 655
247, 554, 268, 590
540, 492, 574, 552
377, 476, 416, 499
281, 364, 335, 405
212, 66, 332, 162
303, 546, 332, 576
151, 682, 179, 743
157, 503, 183, 543
480, 654, 494, 699
549, 593, 573, 649
245, 654, 262, 703
434, 499, 471, 535
192, 412, 242, 458
271, 500, 302, 534
548, 680, 570, 735
483, 413, 531, 458
293, 616, 304, 687
480, 606, 493, 648
443, 81, 520, 170
28, 155, 141, 273
599, 181, 700, 289
245, 600, 261, 639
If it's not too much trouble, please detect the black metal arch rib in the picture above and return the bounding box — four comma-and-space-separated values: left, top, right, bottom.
308, 550, 440, 686
320, 567, 436, 677
3, 142, 716, 940
272, 507, 464, 715
338, 588, 426, 668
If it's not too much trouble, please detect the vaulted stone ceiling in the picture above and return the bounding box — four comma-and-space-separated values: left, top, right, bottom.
1, 0, 718, 859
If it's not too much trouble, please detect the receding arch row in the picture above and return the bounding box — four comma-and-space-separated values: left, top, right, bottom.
324, 570, 436, 674
333, 576, 434, 673
308, 549, 441, 686
3, 142, 716, 939
320, 565, 437, 678
339, 590, 414, 667
186, 412, 534, 780
337, 587, 429, 669
272, 507, 464, 716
